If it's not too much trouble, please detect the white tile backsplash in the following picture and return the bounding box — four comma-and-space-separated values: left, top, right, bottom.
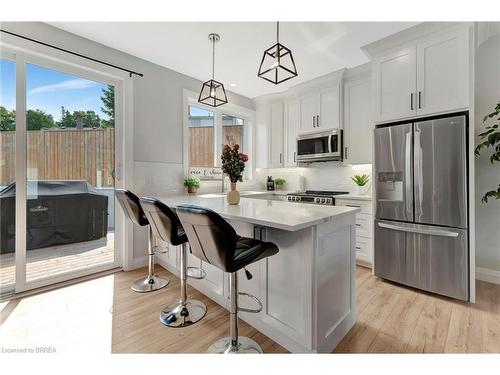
255, 162, 373, 194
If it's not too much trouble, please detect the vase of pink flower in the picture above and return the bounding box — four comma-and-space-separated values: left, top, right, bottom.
221, 143, 248, 205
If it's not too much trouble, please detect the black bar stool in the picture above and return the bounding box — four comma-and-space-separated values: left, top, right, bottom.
140, 197, 207, 328
115, 189, 169, 292
176, 205, 279, 354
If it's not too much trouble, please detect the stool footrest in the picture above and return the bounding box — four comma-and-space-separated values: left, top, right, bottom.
237, 292, 263, 313
187, 267, 206, 280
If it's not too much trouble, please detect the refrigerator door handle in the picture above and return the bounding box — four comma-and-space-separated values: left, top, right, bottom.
414, 128, 422, 221
404, 130, 413, 220
378, 222, 460, 238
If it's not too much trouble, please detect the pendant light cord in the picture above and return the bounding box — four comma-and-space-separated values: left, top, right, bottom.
277, 21, 280, 43
212, 37, 215, 80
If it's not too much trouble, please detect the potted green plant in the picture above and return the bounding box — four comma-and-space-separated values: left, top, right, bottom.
351, 174, 370, 195
475, 100, 500, 203
221, 144, 248, 205
274, 178, 287, 191
184, 176, 200, 194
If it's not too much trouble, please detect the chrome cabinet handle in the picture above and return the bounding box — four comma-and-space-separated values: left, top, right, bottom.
418, 91, 422, 109
355, 246, 361, 250
378, 222, 459, 238
293, 151, 296, 162
316, 115, 320, 127
410, 93, 414, 111
344, 146, 348, 159
346, 204, 361, 208
279, 153, 282, 164
312, 116, 316, 127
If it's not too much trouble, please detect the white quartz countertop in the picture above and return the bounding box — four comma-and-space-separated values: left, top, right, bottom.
157, 194, 360, 231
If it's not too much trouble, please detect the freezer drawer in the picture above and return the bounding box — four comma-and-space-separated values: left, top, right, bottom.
376, 220, 468, 301
374, 220, 407, 285
374, 123, 413, 222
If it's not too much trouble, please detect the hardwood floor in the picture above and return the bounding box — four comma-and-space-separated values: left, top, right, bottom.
1, 265, 499, 353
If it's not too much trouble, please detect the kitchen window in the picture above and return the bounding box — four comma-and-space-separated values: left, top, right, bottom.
184, 92, 254, 180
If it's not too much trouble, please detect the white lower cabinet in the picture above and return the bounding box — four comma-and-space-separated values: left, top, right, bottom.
335, 197, 373, 267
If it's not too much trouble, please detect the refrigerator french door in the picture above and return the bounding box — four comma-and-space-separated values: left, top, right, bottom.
374, 114, 469, 301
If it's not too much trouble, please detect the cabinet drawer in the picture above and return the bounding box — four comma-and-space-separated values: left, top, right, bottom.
336, 199, 372, 215
355, 214, 373, 238
355, 236, 373, 263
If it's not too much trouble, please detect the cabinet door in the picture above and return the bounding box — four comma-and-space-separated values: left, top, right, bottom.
343, 76, 372, 164
416, 28, 469, 116
284, 99, 299, 167
299, 92, 318, 131
318, 86, 341, 129
269, 101, 284, 167
373, 46, 417, 123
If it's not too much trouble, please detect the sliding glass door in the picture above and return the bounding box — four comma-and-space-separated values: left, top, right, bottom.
0, 56, 17, 294
0, 48, 123, 295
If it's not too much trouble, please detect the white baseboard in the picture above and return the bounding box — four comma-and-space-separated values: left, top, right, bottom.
476, 267, 500, 285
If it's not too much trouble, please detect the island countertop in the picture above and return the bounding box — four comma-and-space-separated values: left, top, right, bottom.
156, 194, 360, 231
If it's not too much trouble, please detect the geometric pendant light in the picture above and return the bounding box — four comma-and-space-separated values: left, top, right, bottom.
198, 33, 228, 107
258, 22, 298, 85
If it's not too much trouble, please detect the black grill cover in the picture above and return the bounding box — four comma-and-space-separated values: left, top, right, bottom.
0, 180, 109, 253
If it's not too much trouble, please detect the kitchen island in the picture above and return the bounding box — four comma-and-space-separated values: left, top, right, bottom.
156, 194, 360, 353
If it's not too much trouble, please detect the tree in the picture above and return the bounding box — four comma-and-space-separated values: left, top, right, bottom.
57, 106, 76, 128
100, 85, 115, 128
26, 109, 56, 130
0, 106, 15, 131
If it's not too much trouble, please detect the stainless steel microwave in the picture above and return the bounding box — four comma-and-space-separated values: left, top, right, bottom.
296, 129, 343, 162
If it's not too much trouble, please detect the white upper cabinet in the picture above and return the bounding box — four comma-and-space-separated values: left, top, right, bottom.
299, 93, 318, 131
269, 101, 284, 168
416, 28, 469, 116
284, 98, 299, 167
319, 86, 341, 129
372, 25, 470, 123
373, 46, 417, 123
343, 72, 372, 165
299, 85, 342, 131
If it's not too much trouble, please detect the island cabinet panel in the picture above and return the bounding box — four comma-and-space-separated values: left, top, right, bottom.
262, 226, 314, 349
314, 219, 356, 352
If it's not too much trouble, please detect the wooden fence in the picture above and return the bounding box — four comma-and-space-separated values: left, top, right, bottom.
0, 128, 115, 187
188, 125, 243, 167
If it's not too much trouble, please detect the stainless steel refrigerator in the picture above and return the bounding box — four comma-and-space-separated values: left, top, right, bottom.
374, 113, 469, 301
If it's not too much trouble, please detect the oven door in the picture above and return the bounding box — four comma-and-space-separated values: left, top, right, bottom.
296, 130, 342, 161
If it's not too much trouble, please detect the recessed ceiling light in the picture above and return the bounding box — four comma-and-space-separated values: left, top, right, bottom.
230, 83, 236, 87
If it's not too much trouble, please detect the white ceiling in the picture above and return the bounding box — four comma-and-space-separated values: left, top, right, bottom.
49, 22, 418, 98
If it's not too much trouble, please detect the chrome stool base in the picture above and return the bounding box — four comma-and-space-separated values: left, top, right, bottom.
207, 336, 263, 354
131, 275, 169, 293
159, 299, 207, 327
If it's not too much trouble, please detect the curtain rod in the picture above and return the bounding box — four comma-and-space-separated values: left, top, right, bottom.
0, 29, 144, 78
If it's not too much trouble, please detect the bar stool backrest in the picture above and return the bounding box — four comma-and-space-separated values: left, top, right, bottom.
115, 189, 148, 227
140, 197, 186, 246
176, 205, 237, 272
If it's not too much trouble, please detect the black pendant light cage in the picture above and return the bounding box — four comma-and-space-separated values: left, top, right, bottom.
258, 22, 298, 85
199, 33, 228, 107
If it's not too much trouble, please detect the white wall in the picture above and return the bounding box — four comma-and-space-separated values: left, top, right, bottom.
1, 22, 254, 264
475, 33, 500, 273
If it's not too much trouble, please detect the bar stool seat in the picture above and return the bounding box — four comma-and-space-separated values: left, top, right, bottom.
177, 204, 279, 353
140, 197, 207, 328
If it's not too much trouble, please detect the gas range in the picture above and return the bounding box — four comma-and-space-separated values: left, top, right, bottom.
286, 190, 349, 205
